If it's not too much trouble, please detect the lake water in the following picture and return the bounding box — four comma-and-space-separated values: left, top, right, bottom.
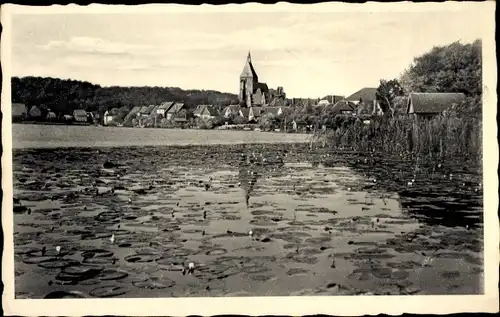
11, 124, 310, 149
12, 144, 483, 298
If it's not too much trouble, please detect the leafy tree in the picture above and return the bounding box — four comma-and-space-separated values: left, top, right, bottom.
399, 39, 482, 98
233, 115, 248, 125
376, 79, 405, 117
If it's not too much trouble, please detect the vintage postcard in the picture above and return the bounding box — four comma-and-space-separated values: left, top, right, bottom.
1, 2, 498, 316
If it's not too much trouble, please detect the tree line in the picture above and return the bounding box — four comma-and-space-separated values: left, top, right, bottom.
11, 76, 239, 116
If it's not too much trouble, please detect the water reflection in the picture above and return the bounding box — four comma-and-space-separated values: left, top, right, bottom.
237, 151, 286, 207
342, 159, 483, 229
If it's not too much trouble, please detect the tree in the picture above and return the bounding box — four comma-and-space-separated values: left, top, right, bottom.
233, 115, 248, 125
399, 39, 482, 98
376, 79, 405, 117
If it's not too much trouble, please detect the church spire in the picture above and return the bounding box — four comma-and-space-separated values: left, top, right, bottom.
240, 50, 258, 79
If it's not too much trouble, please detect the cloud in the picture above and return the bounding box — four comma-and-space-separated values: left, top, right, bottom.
38, 36, 155, 56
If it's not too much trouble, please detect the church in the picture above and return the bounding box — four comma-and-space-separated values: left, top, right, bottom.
239, 52, 286, 107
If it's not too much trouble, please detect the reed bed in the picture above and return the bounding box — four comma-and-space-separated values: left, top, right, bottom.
323, 115, 482, 162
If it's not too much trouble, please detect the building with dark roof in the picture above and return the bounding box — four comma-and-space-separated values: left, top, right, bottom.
406, 92, 466, 119
239, 52, 286, 108
12, 103, 28, 121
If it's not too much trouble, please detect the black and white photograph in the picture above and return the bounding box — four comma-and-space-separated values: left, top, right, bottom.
1, 2, 498, 316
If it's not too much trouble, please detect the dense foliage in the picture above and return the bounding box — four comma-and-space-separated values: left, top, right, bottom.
399, 40, 482, 97
11, 76, 238, 116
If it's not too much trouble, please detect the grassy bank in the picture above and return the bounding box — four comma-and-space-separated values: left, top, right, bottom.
322, 114, 482, 163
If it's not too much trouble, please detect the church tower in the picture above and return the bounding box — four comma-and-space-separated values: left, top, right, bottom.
239, 51, 259, 107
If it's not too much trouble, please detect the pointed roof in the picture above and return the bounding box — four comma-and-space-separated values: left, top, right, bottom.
240, 51, 258, 79
346, 88, 378, 102
406, 92, 466, 114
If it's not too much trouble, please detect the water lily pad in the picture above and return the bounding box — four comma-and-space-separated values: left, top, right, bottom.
81, 249, 113, 258
83, 257, 117, 265
124, 253, 160, 263
241, 265, 268, 274
249, 273, 274, 281
205, 248, 228, 256
132, 277, 175, 289
96, 269, 129, 281
89, 285, 129, 298
286, 268, 309, 276
37, 258, 79, 269
372, 267, 392, 279
62, 265, 104, 276
78, 278, 101, 285
44, 291, 87, 299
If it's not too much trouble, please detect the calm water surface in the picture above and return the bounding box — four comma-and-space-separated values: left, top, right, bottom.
12, 124, 310, 149
12, 144, 483, 298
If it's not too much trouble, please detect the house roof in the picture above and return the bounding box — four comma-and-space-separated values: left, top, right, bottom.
240, 52, 258, 79
128, 106, 141, 115
29, 105, 41, 116
12, 103, 27, 116
46, 111, 57, 118
223, 104, 241, 114
138, 106, 148, 113
167, 103, 185, 113
407, 92, 466, 114
346, 88, 378, 102
329, 100, 356, 113
73, 109, 87, 116
194, 105, 205, 115
204, 105, 220, 116
144, 105, 155, 114
254, 82, 269, 93
158, 101, 174, 110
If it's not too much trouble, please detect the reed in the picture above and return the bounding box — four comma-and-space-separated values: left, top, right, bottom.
323, 114, 482, 162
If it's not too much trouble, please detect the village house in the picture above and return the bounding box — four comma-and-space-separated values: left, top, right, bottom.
12, 103, 28, 121
46, 111, 57, 121
103, 110, 114, 125
138, 105, 155, 117
157, 102, 174, 117
327, 100, 356, 116
194, 105, 221, 120
240, 108, 250, 120
346, 87, 383, 115
406, 92, 466, 120
28, 105, 42, 120
73, 109, 88, 123
173, 109, 188, 123
166, 103, 185, 120
222, 104, 244, 118
248, 106, 264, 122
123, 106, 141, 122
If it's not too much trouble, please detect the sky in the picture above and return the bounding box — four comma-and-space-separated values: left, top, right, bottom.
9, 6, 486, 98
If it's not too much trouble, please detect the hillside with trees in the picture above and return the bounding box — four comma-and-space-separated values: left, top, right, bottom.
11, 76, 238, 117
